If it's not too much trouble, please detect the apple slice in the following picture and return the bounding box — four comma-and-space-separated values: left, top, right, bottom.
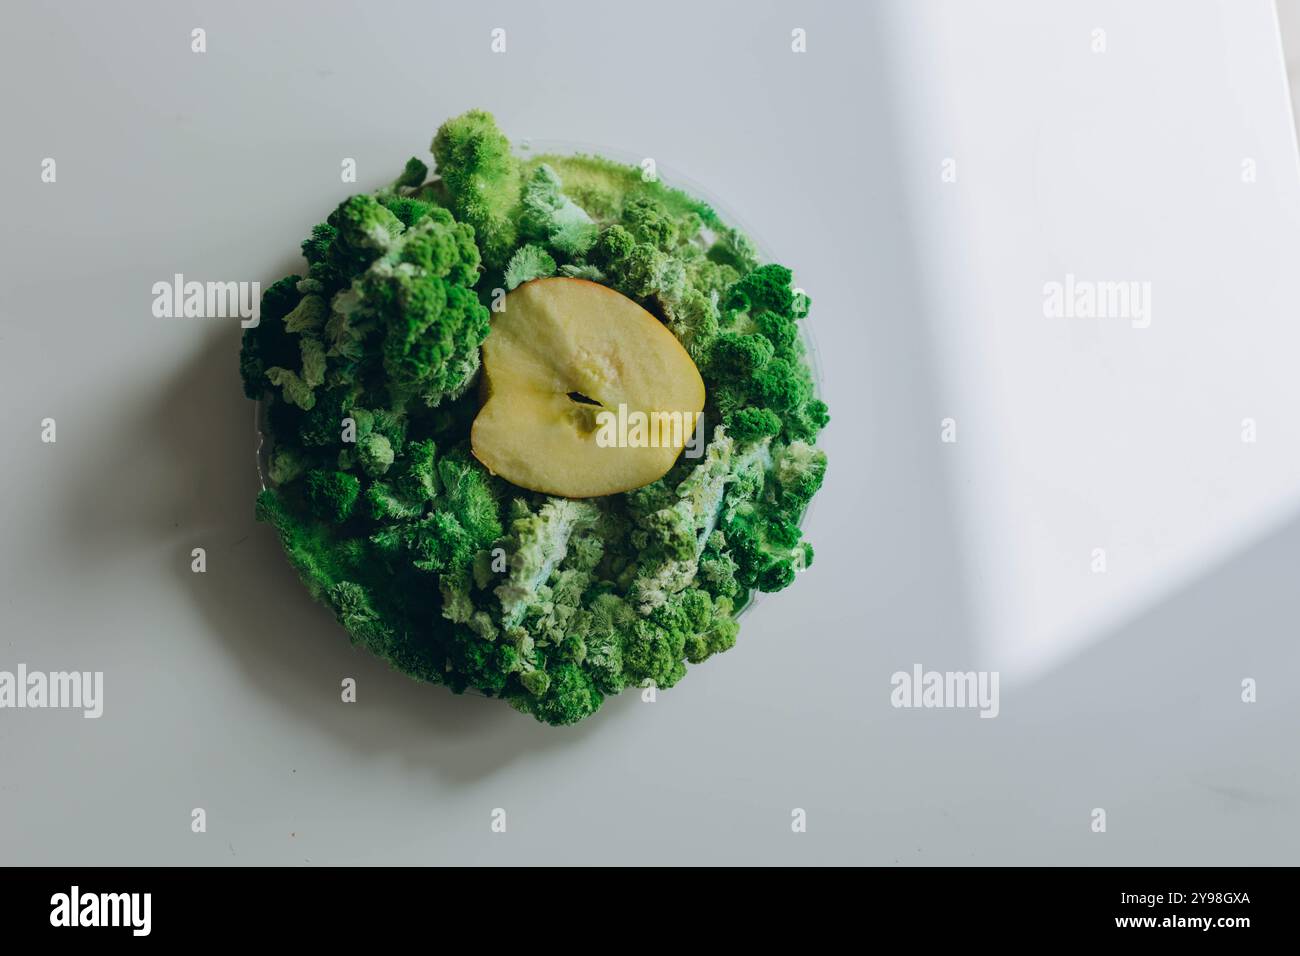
471, 277, 706, 498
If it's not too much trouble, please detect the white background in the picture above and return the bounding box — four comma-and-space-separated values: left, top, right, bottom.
1, 0, 1298, 865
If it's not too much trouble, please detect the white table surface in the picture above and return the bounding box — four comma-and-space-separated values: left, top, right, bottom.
1, 0, 1297, 865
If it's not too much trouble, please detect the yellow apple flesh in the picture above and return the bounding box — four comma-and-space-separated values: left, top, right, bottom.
471, 277, 706, 498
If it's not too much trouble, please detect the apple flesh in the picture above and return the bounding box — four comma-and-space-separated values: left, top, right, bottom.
471, 277, 706, 498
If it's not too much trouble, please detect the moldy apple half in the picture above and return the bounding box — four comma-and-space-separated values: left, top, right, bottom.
472, 277, 705, 498
239, 109, 829, 725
